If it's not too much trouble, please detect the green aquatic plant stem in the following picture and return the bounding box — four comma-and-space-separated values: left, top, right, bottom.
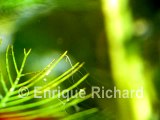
0, 71, 8, 94
101, 0, 155, 120
1, 46, 31, 106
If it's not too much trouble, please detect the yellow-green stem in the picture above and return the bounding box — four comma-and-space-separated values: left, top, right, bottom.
101, 0, 155, 120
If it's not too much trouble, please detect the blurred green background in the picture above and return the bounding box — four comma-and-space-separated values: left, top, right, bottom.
0, 0, 159, 120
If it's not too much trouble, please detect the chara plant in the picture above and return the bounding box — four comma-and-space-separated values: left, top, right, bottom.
0, 45, 97, 120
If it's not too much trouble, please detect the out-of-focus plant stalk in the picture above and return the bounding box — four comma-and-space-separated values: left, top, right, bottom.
101, 0, 155, 120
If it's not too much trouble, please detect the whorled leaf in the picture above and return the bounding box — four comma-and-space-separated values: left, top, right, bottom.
0, 45, 97, 120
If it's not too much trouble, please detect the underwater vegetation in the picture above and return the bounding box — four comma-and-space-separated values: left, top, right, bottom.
0, 0, 160, 120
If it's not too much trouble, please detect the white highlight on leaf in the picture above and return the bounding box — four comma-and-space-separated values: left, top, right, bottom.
46, 70, 51, 76
10, 88, 14, 92
43, 78, 47, 82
